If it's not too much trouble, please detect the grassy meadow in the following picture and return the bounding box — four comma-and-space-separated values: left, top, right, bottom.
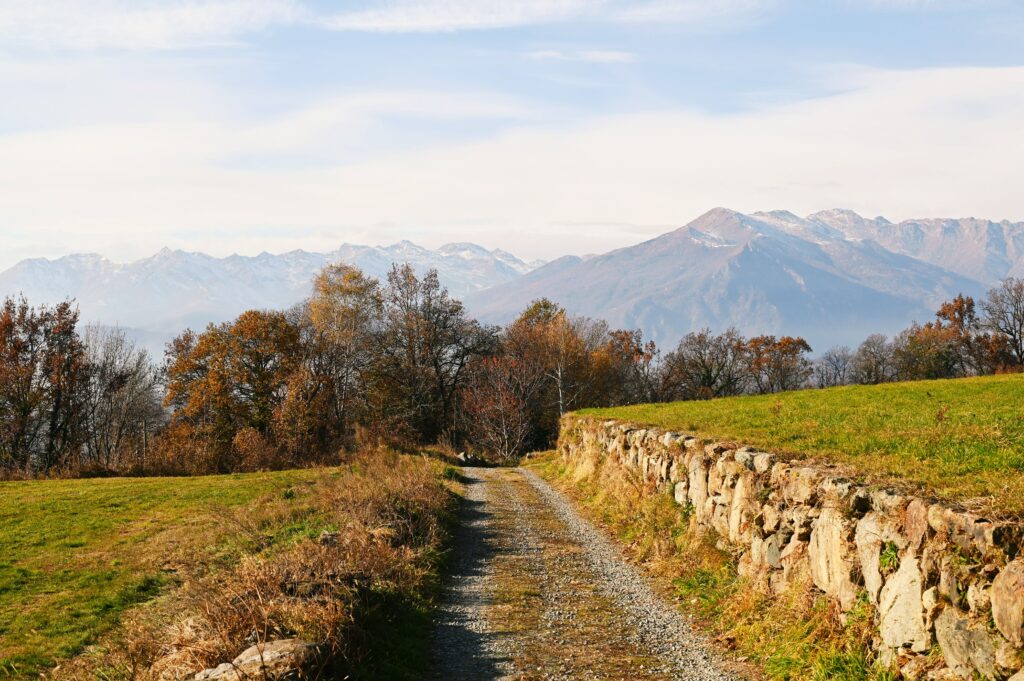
0, 468, 326, 675
0, 454, 456, 679
582, 373, 1024, 513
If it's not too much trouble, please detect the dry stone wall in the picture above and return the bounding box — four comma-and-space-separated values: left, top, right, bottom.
558, 415, 1024, 680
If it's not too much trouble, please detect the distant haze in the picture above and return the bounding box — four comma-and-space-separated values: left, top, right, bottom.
3, 208, 1021, 356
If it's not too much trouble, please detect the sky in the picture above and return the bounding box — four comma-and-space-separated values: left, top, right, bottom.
1, 0, 1023, 269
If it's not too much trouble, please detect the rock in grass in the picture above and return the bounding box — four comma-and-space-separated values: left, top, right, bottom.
194, 639, 319, 680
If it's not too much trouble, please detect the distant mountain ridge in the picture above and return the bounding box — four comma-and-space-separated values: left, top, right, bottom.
0, 241, 541, 355
467, 208, 1018, 350
806, 209, 1024, 283
3, 208, 1022, 356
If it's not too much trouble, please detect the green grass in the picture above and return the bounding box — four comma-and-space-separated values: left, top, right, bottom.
0, 468, 324, 677
581, 373, 1024, 514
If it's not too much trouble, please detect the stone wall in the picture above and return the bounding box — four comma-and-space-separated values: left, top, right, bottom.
558, 415, 1024, 680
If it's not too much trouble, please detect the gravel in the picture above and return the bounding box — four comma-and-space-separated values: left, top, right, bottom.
428, 468, 505, 680
429, 466, 739, 681
522, 468, 736, 681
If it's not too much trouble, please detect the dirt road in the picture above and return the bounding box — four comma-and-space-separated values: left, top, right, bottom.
429, 467, 738, 680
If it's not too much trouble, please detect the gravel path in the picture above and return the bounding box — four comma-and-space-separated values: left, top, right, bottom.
429, 467, 738, 680
428, 468, 504, 679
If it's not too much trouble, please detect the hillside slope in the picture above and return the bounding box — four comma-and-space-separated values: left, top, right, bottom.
582, 372, 1024, 513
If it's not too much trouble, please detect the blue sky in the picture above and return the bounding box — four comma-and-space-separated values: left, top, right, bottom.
1, 0, 1023, 268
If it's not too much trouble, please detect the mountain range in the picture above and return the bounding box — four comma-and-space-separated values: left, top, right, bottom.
0, 241, 539, 356
3, 208, 1022, 356
467, 208, 1022, 350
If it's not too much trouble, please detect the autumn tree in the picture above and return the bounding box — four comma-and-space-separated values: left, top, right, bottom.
0, 296, 47, 474
744, 335, 813, 394
367, 265, 496, 443
592, 329, 660, 406
501, 300, 608, 446
887, 294, 1013, 381
892, 323, 960, 380
163, 310, 300, 472
0, 297, 89, 475
304, 264, 383, 442
660, 328, 748, 400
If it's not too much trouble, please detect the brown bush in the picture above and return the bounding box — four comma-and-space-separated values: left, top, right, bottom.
61, 451, 454, 680
232, 427, 283, 471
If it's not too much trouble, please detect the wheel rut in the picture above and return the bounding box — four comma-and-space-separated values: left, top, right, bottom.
429, 466, 738, 680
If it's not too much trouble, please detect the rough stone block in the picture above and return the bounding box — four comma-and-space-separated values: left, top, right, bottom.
993, 559, 1024, 647
808, 507, 859, 610
934, 608, 998, 680
878, 554, 930, 653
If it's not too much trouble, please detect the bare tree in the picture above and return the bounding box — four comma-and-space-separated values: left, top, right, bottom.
460, 355, 542, 461
82, 325, 164, 471
851, 334, 896, 384
982, 277, 1024, 367
814, 346, 853, 388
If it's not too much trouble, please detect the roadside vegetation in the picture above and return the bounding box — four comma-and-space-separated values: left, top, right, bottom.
528, 452, 891, 681
0, 451, 456, 679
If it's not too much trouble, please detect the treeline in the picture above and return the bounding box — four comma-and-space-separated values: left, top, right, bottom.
2, 269, 1022, 476
661, 284, 1024, 399
811, 284, 1024, 388
0, 298, 163, 476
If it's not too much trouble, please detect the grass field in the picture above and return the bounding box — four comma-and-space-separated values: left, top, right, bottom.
0, 468, 327, 676
0, 454, 456, 679
581, 373, 1024, 514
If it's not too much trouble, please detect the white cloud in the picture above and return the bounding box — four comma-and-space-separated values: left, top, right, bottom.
614, 0, 780, 24
844, 0, 993, 9
320, 0, 593, 33
0, 0, 300, 50
0, 0, 996, 50
320, 0, 781, 33
527, 49, 637, 63
0, 0, 780, 50
2, 65, 1023, 268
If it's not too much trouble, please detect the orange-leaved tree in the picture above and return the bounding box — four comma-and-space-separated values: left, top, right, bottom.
163, 310, 300, 472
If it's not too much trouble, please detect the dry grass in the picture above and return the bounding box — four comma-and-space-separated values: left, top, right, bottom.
528, 450, 896, 681
0, 468, 332, 677
47, 450, 458, 681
